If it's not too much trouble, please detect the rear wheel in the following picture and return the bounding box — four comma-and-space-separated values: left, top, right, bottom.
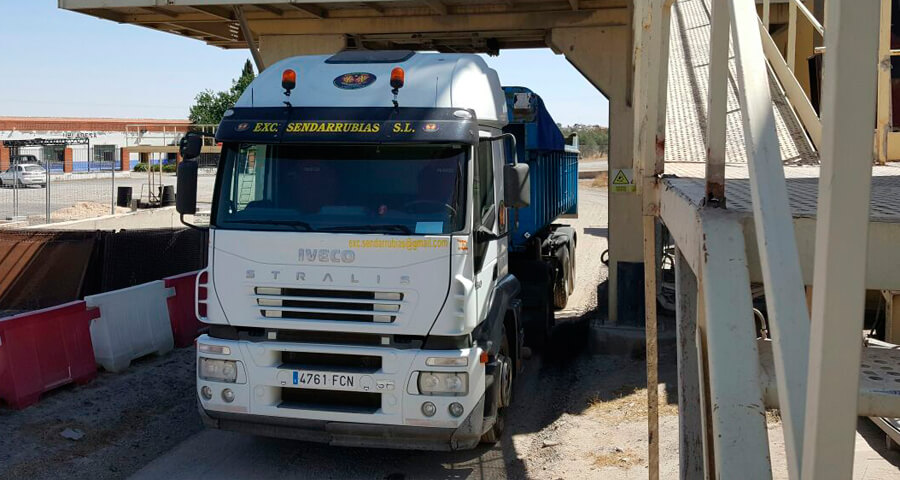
553, 246, 570, 310
481, 326, 512, 444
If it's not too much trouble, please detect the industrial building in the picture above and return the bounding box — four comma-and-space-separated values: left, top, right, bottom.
0, 116, 191, 172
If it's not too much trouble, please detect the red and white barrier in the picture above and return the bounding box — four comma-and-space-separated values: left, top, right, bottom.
1, 270, 207, 409
86, 281, 175, 372
164, 271, 205, 348
0, 301, 99, 409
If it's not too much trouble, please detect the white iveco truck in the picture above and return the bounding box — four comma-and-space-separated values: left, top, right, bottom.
176, 50, 578, 450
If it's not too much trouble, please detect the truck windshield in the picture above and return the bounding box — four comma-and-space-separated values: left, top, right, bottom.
213, 143, 468, 234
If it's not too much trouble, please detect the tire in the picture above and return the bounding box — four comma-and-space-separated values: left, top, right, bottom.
481, 326, 511, 444
553, 247, 570, 310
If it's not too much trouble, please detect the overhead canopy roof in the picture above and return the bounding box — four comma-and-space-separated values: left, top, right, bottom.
57, 0, 629, 53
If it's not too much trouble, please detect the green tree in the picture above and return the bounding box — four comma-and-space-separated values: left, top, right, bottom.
189, 59, 256, 125
560, 124, 609, 158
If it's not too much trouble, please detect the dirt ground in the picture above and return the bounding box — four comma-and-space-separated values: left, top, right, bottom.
2, 182, 899, 479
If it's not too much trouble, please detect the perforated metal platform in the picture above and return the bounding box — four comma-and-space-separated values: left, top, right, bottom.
666, 0, 818, 167
663, 0, 900, 224
663, 163, 900, 222
758, 340, 900, 417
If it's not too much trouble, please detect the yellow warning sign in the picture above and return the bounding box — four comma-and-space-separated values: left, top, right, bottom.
610, 168, 636, 193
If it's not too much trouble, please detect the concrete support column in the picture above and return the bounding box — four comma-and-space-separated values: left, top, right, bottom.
0, 142, 9, 172
120, 147, 130, 171
551, 26, 643, 324
259, 34, 346, 66
63, 147, 73, 173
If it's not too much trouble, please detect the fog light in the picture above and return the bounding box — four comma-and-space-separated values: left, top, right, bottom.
222, 388, 235, 403
449, 402, 464, 418
200, 386, 212, 400
421, 401, 436, 417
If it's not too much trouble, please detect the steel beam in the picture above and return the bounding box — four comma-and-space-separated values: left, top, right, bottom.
644, 215, 660, 480
705, 0, 729, 206
727, 0, 812, 475
698, 210, 772, 478
288, 3, 327, 18
675, 248, 704, 480
422, 0, 448, 15
801, 0, 880, 478
247, 8, 629, 35
234, 6, 265, 72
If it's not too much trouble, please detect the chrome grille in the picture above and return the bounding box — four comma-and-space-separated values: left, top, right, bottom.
254, 287, 404, 323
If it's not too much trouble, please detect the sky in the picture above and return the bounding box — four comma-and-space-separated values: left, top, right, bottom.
0, 1, 609, 126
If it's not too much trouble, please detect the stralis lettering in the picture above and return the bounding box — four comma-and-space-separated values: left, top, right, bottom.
299, 248, 356, 264
286, 122, 381, 134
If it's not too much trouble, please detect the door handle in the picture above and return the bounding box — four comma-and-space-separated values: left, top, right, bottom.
492, 264, 498, 281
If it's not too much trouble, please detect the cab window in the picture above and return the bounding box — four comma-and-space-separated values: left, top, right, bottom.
473, 139, 497, 272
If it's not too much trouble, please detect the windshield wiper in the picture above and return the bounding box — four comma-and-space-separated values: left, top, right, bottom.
227, 219, 315, 231
320, 224, 413, 234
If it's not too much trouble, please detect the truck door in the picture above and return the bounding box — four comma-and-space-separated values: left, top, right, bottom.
474, 138, 499, 322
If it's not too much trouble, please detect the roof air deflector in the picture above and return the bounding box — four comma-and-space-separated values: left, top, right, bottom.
325, 50, 416, 64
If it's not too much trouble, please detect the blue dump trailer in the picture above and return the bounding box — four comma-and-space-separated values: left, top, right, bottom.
502, 86, 579, 348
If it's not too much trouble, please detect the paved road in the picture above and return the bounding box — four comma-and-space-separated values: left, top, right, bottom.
129, 183, 610, 480
0, 174, 216, 223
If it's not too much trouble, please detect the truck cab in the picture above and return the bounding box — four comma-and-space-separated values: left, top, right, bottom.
178, 51, 572, 450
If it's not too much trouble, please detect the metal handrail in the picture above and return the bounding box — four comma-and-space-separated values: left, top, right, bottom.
758, 0, 824, 151
762, 0, 823, 36
706, 0, 813, 476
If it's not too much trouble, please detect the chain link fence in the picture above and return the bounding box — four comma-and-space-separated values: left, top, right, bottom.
1, 140, 217, 227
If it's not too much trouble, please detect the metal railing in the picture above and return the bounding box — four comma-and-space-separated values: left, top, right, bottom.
760, 0, 900, 164
760, 0, 824, 151
637, 0, 883, 478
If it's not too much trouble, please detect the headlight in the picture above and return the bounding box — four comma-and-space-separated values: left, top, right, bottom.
417, 372, 468, 395
199, 358, 238, 383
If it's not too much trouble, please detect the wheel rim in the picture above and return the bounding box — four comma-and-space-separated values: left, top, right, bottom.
498, 354, 512, 407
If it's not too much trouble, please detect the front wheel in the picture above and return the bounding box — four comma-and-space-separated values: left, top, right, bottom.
481, 326, 512, 444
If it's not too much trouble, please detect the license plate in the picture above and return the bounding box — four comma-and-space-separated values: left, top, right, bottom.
293, 371, 359, 389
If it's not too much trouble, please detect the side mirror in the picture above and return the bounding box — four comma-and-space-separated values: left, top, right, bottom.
504, 163, 530, 208
176, 160, 198, 215
179, 132, 203, 160
475, 225, 500, 243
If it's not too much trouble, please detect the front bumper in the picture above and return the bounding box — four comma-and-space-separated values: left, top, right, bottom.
199, 395, 486, 451
196, 335, 489, 450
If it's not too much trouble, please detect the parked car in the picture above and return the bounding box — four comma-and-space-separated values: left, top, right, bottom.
0, 163, 47, 187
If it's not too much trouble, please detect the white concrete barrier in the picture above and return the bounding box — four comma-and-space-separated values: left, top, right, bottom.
85, 281, 175, 372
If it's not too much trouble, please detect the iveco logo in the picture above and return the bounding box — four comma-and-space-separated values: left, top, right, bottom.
299, 248, 356, 263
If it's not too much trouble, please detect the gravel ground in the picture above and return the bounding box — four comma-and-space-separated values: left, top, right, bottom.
0, 349, 200, 480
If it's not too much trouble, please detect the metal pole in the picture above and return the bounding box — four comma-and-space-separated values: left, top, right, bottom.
45, 146, 50, 223
675, 247, 704, 479
643, 214, 659, 480
788, 0, 798, 72
801, 0, 880, 477
727, 0, 814, 474
234, 5, 266, 72
110, 143, 115, 215
876, 0, 892, 165
12, 147, 18, 219
706, 0, 730, 206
